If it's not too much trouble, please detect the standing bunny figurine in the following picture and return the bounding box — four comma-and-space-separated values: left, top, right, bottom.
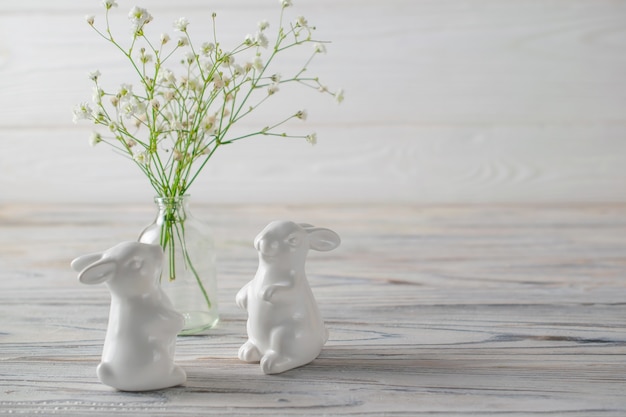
71, 241, 186, 391
236, 221, 341, 374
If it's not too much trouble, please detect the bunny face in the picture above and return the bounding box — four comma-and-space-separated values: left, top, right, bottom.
254, 221, 341, 265
254, 221, 309, 261
72, 242, 163, 297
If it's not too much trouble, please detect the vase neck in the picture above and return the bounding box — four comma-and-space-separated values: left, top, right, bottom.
154, 195, 189, 208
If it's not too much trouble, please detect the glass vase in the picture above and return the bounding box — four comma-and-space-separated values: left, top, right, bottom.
138, 195, 219, 335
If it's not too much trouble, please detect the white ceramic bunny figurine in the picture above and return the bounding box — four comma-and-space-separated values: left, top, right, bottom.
71, 241, 186, 391
236, 221, 341, 374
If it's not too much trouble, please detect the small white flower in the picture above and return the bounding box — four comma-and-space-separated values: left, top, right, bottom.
253, 56, 264, 71
133, 151, 147, 164
212, 74, 225, 89
72, 102, 93, 123
267, 83, 279, 95
221, 54, 234, 67
117, 83, 133, 100
255, 32, 269, 48
335, 88, 344, 104
184, 51, 196, 64
296, 109, 307, 120
306, 133, 317, 145
281, 0, 293, 8
178, 36, 189, 47
295, 16, 308, 27
313, 42, 326, 53
201, 42, 215, 56
129, 6, 152, 31
89, 132, 102, 147
159, 69, 176, 85
161, 33, 170, 44
85, 15, 95, 25
201, 115, 217, 133
139, 49, 153, 63
102, 0, 118, 10
92, 86, 104, 103
88, 70, 101, 82
108, 121, 119, 132
173, 17, 189, 32
258, 20, 270, 30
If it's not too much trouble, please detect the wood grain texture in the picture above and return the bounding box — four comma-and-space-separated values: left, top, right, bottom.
0, 203, 625, 415
1, 0, 626, 204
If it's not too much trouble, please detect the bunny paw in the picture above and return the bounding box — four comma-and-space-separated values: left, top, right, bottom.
238, 341, 261, 363
260, 351, 295, 375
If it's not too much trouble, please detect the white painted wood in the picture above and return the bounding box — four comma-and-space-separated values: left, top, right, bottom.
1, 203, 625, 415
1, 0, 625, 204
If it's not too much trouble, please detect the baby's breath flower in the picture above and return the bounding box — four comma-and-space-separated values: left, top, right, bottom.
92, 86, 104, 103
133, 151, 147, 164
267, 83, 279, 95
253, 56, 263, 71
201, 42, 215, 56
89, 132, 102, 147
184, 51, 196, 64
173, 17, 189, 32
313, 43, 326, 53
77, 0, 340, 202
102, 0, 118, 10
295, 16, 308, 27
129, 6, 152, 31
255, 32, 269, 48
88, 70, 101, 82
139, 48, 153, 63
335, 88, 344, 104
221, 54, 235, 67
72, 102, 93, 123
117, 83, 133, 100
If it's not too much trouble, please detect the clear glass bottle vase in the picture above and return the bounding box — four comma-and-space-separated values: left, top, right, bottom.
138, 195, 219, 335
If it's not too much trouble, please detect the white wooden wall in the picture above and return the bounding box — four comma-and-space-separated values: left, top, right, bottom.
1, 0, 625, 204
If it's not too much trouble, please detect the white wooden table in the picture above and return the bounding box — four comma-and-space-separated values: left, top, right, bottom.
1, 204, 625, 416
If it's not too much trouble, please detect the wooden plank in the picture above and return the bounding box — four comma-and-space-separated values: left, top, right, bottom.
0, 203, 625, 415
1, 0, 626, 203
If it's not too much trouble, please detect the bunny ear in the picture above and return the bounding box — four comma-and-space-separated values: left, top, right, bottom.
78, 258, 116, 285
71, 252, 102, 272
306, 228, 341, 252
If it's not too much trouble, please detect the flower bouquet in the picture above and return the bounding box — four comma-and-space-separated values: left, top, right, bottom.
73, 0, 342, 333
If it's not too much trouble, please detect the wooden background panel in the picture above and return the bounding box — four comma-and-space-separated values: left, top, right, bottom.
1, 0, 625, 204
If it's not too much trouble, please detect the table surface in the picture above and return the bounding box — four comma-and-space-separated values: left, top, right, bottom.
0, 203, 625, 416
